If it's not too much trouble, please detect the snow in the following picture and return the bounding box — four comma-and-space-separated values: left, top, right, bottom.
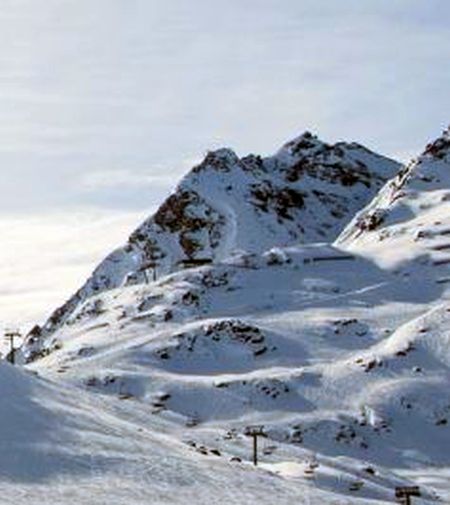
17, 236, 449, 503
3, 128, 450, 503
0, 362, 393, 504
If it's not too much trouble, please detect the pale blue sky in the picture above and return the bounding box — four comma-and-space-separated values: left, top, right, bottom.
0, 0, 448, 213
0, 0, 449, 325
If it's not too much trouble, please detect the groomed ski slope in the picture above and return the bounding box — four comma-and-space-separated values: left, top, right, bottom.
0, 361, 397, 505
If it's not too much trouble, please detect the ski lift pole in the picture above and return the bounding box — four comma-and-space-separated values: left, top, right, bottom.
4, 329, 21, 365
252, 432, 258, 466
245, 425, 266, 466
395, 487, 421, 505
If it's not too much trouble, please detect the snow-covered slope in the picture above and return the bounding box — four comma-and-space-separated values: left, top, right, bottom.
12, 128, 450, 504
21, 236, 449, 503
0, 361, 348, 504
30, 132, 399, 343
338, 127, 450, 269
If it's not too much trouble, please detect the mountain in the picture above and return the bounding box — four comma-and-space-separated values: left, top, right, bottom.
22, 132, 400, 354
24, 132, 400, 356
15, 128, 450, 503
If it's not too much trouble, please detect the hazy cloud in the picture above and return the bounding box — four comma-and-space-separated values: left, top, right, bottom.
0, 209, 147, 328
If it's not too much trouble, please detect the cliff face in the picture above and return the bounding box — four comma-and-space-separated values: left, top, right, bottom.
24, 131, 400, 355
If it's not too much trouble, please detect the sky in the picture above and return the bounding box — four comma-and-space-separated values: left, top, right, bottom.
0, 0, 449, 328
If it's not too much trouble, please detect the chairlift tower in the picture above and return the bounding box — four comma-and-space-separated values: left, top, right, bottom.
4, 329, 21, 365
395, 487, 421, 505
245, 425, 267, 466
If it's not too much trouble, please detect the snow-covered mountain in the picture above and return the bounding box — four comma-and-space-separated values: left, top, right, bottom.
27, 132, 400, 347
12, 127, 450, 504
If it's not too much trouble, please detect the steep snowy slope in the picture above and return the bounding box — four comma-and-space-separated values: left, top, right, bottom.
31, 132, 400, 342
338, 127, 450, 270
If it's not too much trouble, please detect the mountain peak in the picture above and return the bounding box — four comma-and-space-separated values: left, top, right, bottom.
192, 148, 240, 174
277, 131, 324, 158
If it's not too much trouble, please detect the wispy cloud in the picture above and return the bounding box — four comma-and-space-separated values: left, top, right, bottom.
79, 169, 177, 191
0, 0, 448, 213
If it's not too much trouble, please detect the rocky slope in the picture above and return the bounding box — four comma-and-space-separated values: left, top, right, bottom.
26, 132, 400, 351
